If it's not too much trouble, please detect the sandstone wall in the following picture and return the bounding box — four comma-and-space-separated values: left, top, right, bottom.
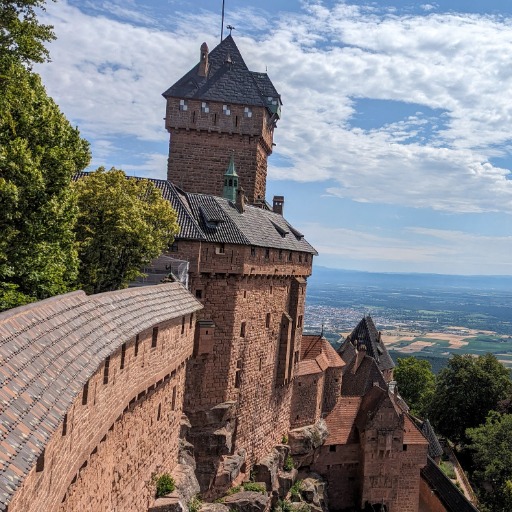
419, 477, 448, 512
290, 373, 324, 429
8, 316, 195, 512
165, 98, 275, 202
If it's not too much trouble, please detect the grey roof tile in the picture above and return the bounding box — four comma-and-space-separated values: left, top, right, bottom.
163, 36, 281, 111
0, 283, 202, 510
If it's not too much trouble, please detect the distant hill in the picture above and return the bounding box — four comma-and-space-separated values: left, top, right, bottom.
309, 266, 512, 291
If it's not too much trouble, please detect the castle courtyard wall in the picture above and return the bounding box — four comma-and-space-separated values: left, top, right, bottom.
8, 315, 196, 512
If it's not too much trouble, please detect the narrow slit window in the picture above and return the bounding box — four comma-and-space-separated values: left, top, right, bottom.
240, 321, 246, 338
181, 316, 185, 335
62, 414, 68, 436
157, 403, 162, 421
171, 386, 177, 410
120, 343, 126, 369
134, 334, 140, 356
266, 313, 271, 328
152, 327, 158, 348
189, 314, 193, 328
103, 356, 110, 385
36, 450, 45, 472
82, 381, 89, 405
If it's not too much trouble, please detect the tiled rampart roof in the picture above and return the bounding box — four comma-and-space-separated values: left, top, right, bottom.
0, 283, 201, 509
421, 456, 480, 512
297, 335, 345, 376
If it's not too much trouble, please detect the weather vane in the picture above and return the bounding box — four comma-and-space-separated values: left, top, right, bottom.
227, 24, 235, 36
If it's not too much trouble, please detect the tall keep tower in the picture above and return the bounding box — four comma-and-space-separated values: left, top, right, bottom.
163, 36, 282, 203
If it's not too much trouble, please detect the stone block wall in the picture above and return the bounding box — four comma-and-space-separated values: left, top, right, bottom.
165, 98, 275, 203
290, 373, 325, 429
8, 316, 195, 512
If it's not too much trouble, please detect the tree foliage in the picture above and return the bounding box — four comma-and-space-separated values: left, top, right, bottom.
428, 354, 512, 444
73, 168, 179, 294
467, 412, 512, 512
0, 59, 90, 310
394, 356, 435, 416
0, 0, 55, 66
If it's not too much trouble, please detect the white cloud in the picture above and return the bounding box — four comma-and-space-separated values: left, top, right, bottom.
37, 1, 512, 215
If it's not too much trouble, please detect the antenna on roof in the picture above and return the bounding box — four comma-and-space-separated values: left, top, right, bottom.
221, 0, 225, 42
320, 322, 324, 337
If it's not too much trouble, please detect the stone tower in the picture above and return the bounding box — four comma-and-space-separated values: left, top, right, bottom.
162, 35, 282, 203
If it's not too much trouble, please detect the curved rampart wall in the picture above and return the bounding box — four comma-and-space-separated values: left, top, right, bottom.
1, 283, 201, 512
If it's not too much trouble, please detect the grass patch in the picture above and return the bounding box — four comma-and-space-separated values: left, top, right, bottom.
283, 455, 294, 472
188, 495, 202, 512
440, 460, 456, 480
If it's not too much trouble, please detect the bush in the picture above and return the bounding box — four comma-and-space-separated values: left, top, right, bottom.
155, 473, 175, 497
290, 480, 303, 500
274, 500, 293, 512
440, 461, 456, 480
242, 482, 266, 494
282, 434, 288, 444
283, 455, 294, 472
188, 495, 203, 512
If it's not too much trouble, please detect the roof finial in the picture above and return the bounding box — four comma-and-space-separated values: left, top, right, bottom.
227, 24, 235, 36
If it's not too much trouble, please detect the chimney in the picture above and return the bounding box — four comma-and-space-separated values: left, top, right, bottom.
236, 187, 246, 213
198, 42, 209, 77
273, 195, 284, 215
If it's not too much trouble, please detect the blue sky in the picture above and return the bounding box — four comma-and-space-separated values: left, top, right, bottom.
36, 0, 512, 275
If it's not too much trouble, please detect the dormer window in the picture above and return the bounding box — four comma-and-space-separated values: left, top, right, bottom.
179, 99, 188, 111
223, 104, 231, 115
244, 107, 252, 118
201, 102, 209, 113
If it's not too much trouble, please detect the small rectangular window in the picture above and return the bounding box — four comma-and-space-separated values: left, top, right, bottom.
120, 343, 126, 369
223, 104, 231, 115
278, 249, 283, 260
240, 321, 246, 338
157, 403, 162, 421
82, 381, 89, 405
103, 356, 110, 385
297, 316, 303, 328
288, 251, 293, 261
216, 243, 225, 254
195, 289, 202, 299
235, 360, 242, 388
62, 414, 68, 436
244, 106, 252, 118
189, 314, 193, 328
329, 445, 336, 452
171, 386, 177, 410
265, 248, 270, 259
36, 450, 45, 472
250, 246, 256, 257
179, 99, 188, 111
134, 334, 140, 356
152, 327, 159, 348
169, 242, 179, 252
403, 444, 408, 451
266, 313, 271, 328
299, 253, 303, 262
201, 101, 209, 113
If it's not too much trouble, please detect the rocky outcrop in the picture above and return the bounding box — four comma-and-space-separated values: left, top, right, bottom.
222, 491, 270, 512
288, 420, 328, 457
300, 475, 327, 511
200, 503, 230, 512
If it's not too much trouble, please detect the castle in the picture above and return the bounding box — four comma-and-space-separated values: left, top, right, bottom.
0, 36, 478, 512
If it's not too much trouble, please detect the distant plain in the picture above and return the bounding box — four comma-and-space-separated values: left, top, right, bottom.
304, 267, 512, 371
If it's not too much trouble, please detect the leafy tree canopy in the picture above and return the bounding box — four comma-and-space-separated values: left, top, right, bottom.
428, 353, 512, 444
0, 0, 55, 66
467, 412, 512, 512
394, 356, 435, 416
0, 59, 90, 311
73, 168, 179, 294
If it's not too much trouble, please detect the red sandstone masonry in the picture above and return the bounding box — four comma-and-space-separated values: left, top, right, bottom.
165, 98, 275, 203
163, 241, 313, 466
9, 316, 196, 512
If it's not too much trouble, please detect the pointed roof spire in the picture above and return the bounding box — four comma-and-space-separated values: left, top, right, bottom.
223, 151, 239, 202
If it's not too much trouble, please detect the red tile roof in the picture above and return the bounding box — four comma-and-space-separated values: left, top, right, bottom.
297, 335, 344, 376
324, 396, 362, 445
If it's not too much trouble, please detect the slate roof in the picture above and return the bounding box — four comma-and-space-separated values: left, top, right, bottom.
296, 335, 345, 377
341, 355, 387, 397
73, 173, 317, 254
0, 284, 201, 510
420, 419, 444, 459
163, 35, 281, 111
343, 316, 395, 372
421, 457, 480, 512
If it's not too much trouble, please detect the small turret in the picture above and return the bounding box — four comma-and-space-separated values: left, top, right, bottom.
198, 42, 209, 77
273, 195, 284, 215
223, 152, 239, 202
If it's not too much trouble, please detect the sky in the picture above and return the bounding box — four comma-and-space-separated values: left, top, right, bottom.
35, 0, 512, 275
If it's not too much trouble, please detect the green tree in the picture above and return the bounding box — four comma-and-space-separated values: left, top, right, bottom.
0, 0, 55, 66
394, 356, 435, 416
428, 354, 512, 444
0, 60, 90, 311
467, 412, 512, 512
73, 168, 179, 294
